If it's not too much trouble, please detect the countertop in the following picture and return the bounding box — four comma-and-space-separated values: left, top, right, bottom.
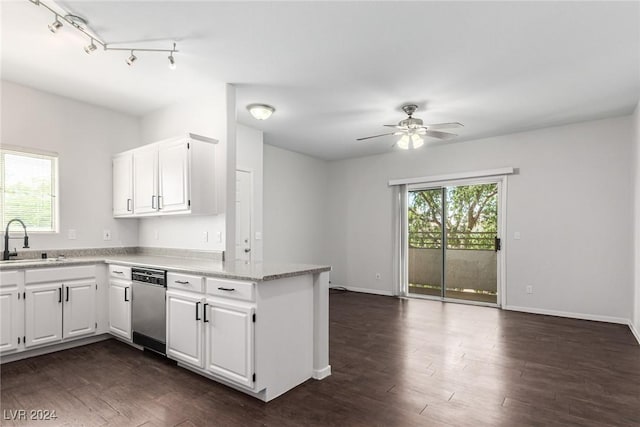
0, 254, 331, 282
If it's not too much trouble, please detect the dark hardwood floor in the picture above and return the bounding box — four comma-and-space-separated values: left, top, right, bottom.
1, 291, 639, 426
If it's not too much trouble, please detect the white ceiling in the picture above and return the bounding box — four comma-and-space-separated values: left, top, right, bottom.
2, 1, 639, 160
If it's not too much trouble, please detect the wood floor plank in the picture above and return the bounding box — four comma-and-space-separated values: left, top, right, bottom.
1, 291, 638, 426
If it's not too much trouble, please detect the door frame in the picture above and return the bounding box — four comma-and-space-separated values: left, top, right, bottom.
405, 175, 508, 308
235, 168, 254, 263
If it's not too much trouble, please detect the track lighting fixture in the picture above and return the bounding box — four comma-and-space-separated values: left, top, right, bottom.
30, 0, 178, 69
126, 51, 137, 66
48, 15, 62, 33
84, 39, 97, 54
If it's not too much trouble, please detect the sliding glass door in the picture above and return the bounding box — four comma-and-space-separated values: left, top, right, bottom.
407, 182, 500, 305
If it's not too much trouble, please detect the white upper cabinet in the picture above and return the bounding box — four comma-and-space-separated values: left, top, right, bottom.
133, 144, 159, 215
115, 133, 217, 218
158, 139, 190, 213
112, 153, 134, 217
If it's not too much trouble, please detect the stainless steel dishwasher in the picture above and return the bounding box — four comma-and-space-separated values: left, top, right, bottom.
131, 267, 167, 355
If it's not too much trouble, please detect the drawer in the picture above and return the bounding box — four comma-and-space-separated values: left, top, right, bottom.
109, 265, 132, 280
206, 277, 255, 302
26, 265, 95, 284
0, 271, 19, 288
168, 272, 204, 293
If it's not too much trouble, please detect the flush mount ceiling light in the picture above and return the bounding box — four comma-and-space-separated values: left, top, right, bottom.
247, 104, 276, 120
28, 0, 178, 68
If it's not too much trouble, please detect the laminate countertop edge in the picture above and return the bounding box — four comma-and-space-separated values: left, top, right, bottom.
0, 256, 331, 282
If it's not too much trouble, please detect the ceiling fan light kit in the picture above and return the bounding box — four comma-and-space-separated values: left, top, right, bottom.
357, 104, 463, 150
28, 0, 178, 69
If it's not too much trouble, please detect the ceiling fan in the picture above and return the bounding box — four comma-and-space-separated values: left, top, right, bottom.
357, 104, 463, 149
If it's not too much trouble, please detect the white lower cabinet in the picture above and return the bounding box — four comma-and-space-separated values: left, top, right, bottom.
166, 290, 205, 368
25, 282, 63, 347
0, 271, 22, 353
109, 279, 132, 340
24, 266, 97, 348
204, 298, 255, 388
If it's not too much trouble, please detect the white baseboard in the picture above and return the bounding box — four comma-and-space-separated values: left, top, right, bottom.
629, 322, 640, 345
313, 365, 332, 380
0, 334, 111, 364
504, 305, 629, 325
342, 286, 394, 296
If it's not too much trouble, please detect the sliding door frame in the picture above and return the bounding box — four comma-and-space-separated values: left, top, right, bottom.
405, 175, 508, 308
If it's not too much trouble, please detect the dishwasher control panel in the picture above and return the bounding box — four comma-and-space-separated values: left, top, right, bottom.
131, 267, 167, 286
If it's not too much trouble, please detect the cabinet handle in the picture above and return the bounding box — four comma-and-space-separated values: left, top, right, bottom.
127, 198, 132, 212
113, 270, 124, 274
195, 301, 201, 321
124, 287, 129, 302
175, 280, 190, 285
58, 287, 62, 303
203, 303, 209, 323
158, 195, 163, 210
65, 286, 69, 302
151, 195, 156, 209
218, 287, 235, 292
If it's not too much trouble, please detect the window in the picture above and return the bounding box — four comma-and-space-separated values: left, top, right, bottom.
0, 147, 58, 232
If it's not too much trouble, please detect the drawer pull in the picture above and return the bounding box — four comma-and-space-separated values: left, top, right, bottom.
203, 303, 209, 323
195, 301, 201, 321
113, 271, 124, 274
217, 287, 235, 292
175, 280, 190, 285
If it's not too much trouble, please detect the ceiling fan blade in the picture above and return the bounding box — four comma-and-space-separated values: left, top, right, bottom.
423, 122, 464, 130
424, 130, 458, 140
356, 132, 397, 141
383, 124, 406, 129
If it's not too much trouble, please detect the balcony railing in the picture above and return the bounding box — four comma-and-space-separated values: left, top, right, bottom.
409, 231, 497, 250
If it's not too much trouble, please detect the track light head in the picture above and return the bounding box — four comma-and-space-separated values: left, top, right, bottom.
84, 39, 97, 54
168, 54, 176, 70
126, 51, 137, 66
48, 16, 62, 33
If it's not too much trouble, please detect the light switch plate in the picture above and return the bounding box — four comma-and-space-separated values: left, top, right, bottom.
255, 232, 262, 240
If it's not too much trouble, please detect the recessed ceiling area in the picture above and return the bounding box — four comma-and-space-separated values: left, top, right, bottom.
2, 1, 638, 160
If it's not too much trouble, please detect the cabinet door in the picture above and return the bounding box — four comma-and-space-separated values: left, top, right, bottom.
205, 298, 254, 388
113, 153, 133, 217
109, 280, 131, 340
0, 289, 20, 352
167, 291, 204, 368
63, 280, 96, 339
158, 140, 190, 213
133, 145, 158, 214
25, 283, 63, 347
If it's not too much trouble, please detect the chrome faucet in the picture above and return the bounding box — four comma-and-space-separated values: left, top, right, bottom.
3, 219, 29, 261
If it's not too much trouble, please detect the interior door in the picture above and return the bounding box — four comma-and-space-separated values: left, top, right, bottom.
235, 170, 252, 262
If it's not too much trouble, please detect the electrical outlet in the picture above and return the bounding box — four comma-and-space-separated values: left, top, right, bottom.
514, 232, 521, 240
154, 230, 159, 240
103, 230, 112, 241
526, 285, 533, 294
68, 229, 77, 240
203, 231, 209, 242
375, 273, 381, 280
215, 231, 222, 243
255, 232, 262, 240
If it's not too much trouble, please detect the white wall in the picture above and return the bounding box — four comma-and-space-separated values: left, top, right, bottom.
138, 84, 235, 253
326, 116, 635, 321
263, 145, 328, 264
0, 80, 140, 250
633, 101, 640, 337
237, 124, 264, 262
